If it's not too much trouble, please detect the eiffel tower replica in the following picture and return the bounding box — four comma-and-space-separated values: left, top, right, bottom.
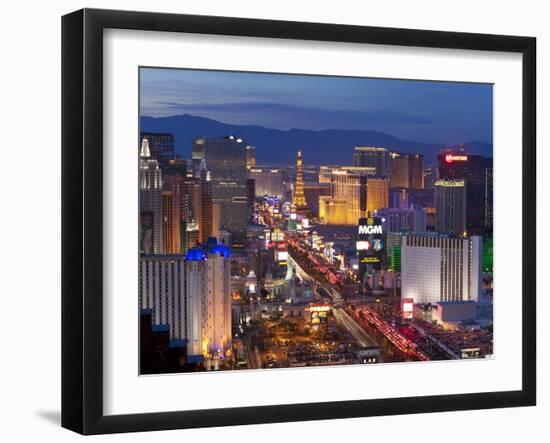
292, 149, 310, 216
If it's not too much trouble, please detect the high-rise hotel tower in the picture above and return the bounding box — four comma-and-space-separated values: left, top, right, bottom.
139, 241, 233, 364
318, 166, 389, 225
139, 138, 163, 254
186, 243, 232, 361
401, 234, 482, 305
192, 136, 247, 240
434, 179, 467, 235
353, 146, 390, 176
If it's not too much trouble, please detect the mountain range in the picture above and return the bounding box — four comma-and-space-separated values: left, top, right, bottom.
140, 114, 492, 166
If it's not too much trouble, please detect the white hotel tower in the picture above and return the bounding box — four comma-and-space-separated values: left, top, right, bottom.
401, 234, 482, 305
139, 255, 187, 343
139, 244, 232, 363
186, 246, 232, 361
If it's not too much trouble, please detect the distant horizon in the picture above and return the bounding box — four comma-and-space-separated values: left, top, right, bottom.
140, 67, 493, 146
140, 113, 493, 166
141, 112, 493, 147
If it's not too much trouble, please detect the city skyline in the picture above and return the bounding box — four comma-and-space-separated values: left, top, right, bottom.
140, 67, 493, 145
138, 69, 493, 375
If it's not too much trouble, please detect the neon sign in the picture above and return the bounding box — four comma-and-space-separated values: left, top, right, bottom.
358, 225, 383, 235
445, 154, 468, 163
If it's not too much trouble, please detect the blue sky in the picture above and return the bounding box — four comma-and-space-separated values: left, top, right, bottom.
140, 67, 493, 144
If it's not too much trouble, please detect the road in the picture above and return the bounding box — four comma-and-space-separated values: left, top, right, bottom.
287, 253, 379, 349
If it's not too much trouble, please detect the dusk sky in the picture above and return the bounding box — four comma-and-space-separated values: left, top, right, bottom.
140, 67, 493, 145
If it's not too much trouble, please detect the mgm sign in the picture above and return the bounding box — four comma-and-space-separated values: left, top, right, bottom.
357, 217, 384, 276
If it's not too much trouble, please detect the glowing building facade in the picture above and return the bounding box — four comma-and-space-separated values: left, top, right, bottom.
401, 234, 482, 305
186, 244, 232, 360
245, 145, 256, 170
139, 138, 164, 254
292, 150, 309, 213
197, 159, 213, 243
162, 190, 181, 254
389, 152, 424, 190
389, 152, 409, 188
248, 168, 285, 197
318, 166, 388, 225
139, 243, 232, 363
409, 154, 425, 190
366, 177, 390, 214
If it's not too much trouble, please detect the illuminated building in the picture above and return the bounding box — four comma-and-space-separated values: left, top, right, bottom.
434, 180, 466, 235
292, 150, 309, 214
212, 202, 221, 238
245, 145, 256, 170
366, 177, 389, 214
377, 208, 426, 233
401, 234, 482, 304
248, 168, 285, 197
385, 232, 404, 262
162, 190, 181, 254
246, 270, 257, 293
353, 146, 390, 176
170, 170, 213, 247
192, 136, 248, 239
139, 255, 188, 344
140, 131, 175, 169
482, 237, 493, 273
390, 246, 401, 272
185, 221, 200, 251
319, 165, 375, 183
139, 138, 163, 254
318, 166, 387, 225
389, 152, 409, 188
197, 159, 213, 243
438, 150, 493, 233
389, 152, 424, 189
357, 217, 385, 280
186, 242, 232, 361
181, 178, 201, 226
303, 182, 331, 217
409, 154, 424, 189
319, 198, 350, 225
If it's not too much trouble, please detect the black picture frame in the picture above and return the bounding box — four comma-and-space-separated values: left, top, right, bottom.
62, 8, 537, 435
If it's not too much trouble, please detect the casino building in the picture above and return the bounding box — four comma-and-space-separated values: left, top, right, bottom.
318, 166, 389, 225
139, 240, 232, 365
401, 234, 482, 305
437, 150, 493, 233
356, 216, 385, 282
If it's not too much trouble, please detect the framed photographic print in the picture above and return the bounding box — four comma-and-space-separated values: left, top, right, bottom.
61, 8, 536, 435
